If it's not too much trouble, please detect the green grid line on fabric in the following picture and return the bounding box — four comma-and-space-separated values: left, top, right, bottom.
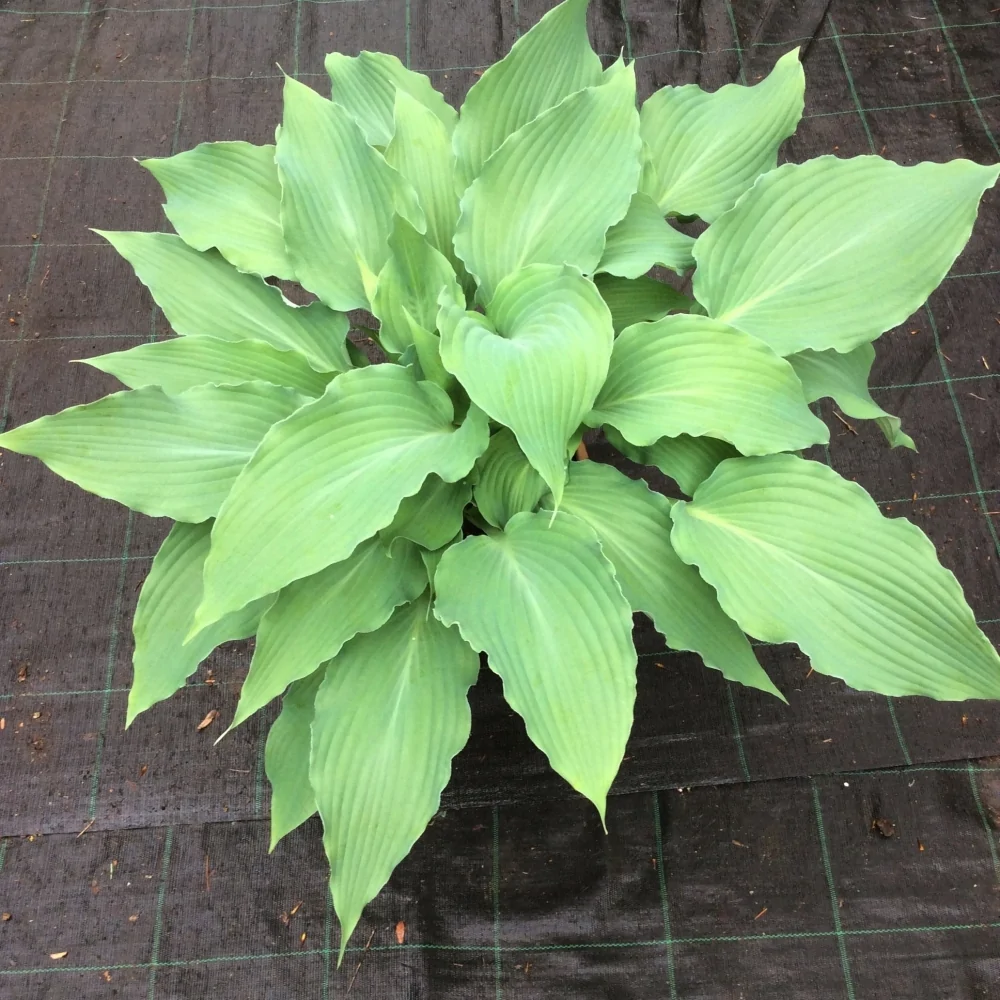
811, 779, 857, 999
966, 762, 1000, 884
0, 0, 371, 14
146, 827, 174, 1000
651, 792, 679, 1000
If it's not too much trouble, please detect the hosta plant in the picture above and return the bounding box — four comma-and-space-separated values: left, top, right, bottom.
3, 0, 1000, 959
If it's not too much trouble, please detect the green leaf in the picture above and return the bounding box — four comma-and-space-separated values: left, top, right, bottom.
310, 595, 479, 960
473, 428, 547, 528
454, 62, 641, 304
0, 382, 304, 522
142, 141, 295, 280
596, 193, 695, 278
640, 48, 804, 221
548, 462, 782, 698
604, 425, 739, 497
593, 274, 692, 334
670, 454, 1000, 700
438, 263, 613, 506
434, 510, 637, 818
371, 216, 463, 354
230, 537, 427, 731
97, 231, 350, 373
384, 90, 461, 263
380, 475, 471, 551
410, 324, 455, 391
452, 0, 602, 187
588, 313, 828, 455
195, 365, 489, 630
81, 336, 335, 397
266, 670, 324, 851
275, 74, 425, 312
127, 521, 273, 726
693, 155, 1000, 356
325, 50, 456, 148
787, 344, 915, 450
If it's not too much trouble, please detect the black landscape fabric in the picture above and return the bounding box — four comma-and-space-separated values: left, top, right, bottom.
2, 0, 1000, 996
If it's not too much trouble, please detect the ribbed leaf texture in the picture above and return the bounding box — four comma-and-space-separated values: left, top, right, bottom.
1, 0, 997, 961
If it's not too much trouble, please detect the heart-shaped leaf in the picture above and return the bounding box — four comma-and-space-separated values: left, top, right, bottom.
434, 510, 637, 819
0, 382, 305, 522
311, 595, 479, 961
195, 365, 489, 630
439, 263, 613, 506
670, 454, 1000, 700
143, 141, 294, 279
640, 48, 804, 221
693, 155, 1000, 356
589, 313, 828, 454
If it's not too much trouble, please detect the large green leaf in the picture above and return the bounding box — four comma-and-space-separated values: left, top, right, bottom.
473, 428, 547, 528
596, 193, 695, 278
604, 425, 738, 497
670, 454, 1000, 700
194, 365, 489, 630
0, 382, 304, 522
229, 537, 427, 731
594, 274, 692, 334
310, 595, 479, 960
453, 62, 641, 304
266, 670, 323, 851
693, 155, 1000, 356
275, 75, 425, 312
371, 216, 462, 354
452, 0, 602, 187
787, 344, 915, 450
384, 91, 461, 263
379, 475, 471, 550
142, 141, 295, 280
325, 50, 456, 147
640, 48, 804, 221
548, 462, 781, 698
127, 521, 273, 726
81, 336, 334, 397
434, 510, 637, 818
438, 263, 613, 506
588, 313, 828, 454
97, 231, 350, 373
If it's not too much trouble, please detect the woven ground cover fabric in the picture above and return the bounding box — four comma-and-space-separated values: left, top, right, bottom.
0, 0, 999, 996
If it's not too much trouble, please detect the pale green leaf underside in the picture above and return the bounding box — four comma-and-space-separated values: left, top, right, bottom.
325, 50, 457, 148
640, 48, 805, 221
670, 454, 1000, 699
594, 274, 692, 334
311, 595, 479, 961
380, 475, 471, 551
266, 670, 324, 851
434, 510, 637, 819
550, 462, 782, 698
372, 216, 462, 355
787, 343, 915, 450
143, 141, 295, 280
454, 62, 641, 304
128, 521, 272, 726
452, 0, 602, 187
604, 425, 739, 497
82, 335, 335, 397
195, 365, 489, 630
97, 230, 350, 373
597, 192, 695, 278
473, 428, 547, 528
385, 90, 462, 265
230, 537, 427, 731
438, 263, 613, 506
589, 313, 828, 455
0, 382, 304, 523
275, 74, 425, 312
693, 155, 1000, 356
